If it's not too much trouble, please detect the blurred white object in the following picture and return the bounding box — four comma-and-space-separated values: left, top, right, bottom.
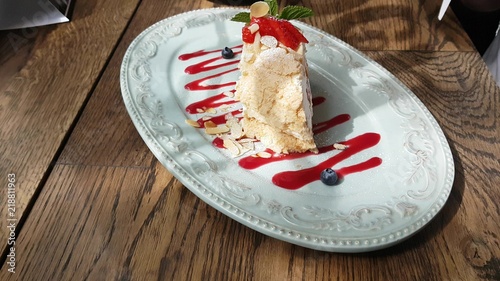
483, 26, 500, 86
0, 0, 73, 30
438, 0, 452, 20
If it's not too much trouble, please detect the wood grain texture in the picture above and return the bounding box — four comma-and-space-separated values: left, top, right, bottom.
56, 0, 217, 167
55, 0, 476, 168
0, 0, 141, 246
1, 158, 496, 280
54, 66, 153, 167
301, 0, 475, 52
1, 0, 499, 280
366, 51, 500, 280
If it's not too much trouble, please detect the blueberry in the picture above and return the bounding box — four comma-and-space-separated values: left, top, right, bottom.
320, 168, 338, 186
221, 47, 234, 59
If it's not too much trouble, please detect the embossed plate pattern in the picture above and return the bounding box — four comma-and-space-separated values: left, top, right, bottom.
120, 8, 454, 252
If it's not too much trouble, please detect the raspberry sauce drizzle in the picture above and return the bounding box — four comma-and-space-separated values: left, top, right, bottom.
212, 137, 224, 148
336, 157, 382, 177
180, 47, 383, 190
312, 96, 326, 106
313, 114, 350, 135
184, 53, 241, 74
239, 113, 351, 170
178, 45, 242, 60
272, 133, 382, 189
239, 144, 336, 170
181, 46, 241, 90
185, 92, 238, 114
184, 68, 238, 91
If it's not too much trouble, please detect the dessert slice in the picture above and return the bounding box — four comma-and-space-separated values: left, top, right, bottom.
234, 2, 317, 154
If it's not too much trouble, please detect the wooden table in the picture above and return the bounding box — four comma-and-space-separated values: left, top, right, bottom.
1, 0, 499, 280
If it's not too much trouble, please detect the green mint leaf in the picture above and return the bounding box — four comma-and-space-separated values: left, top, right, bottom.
278, 6, 314, 20
231, 12, 251, 23
265, 0, 279, 17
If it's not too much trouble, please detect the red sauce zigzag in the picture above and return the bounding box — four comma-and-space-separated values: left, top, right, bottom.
178, 47, 382, 189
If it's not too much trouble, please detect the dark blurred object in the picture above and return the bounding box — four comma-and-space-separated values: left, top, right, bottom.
49, 0, 74, 17
451, 0, 500, 55
0, 0, 74, 30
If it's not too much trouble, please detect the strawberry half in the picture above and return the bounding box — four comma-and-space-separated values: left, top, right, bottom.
281, 20, 308, 46
248, 16, 308, 50
242, 26, 256, 43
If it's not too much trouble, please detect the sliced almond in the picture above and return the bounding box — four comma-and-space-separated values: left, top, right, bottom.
205, 107, 217, 114
196, 108, 205, 113
257, 151, 272, 158
252, 32, 261, 51
226, 118, 243, 139
250, 1, 269, 18
218, 104, 231, 112
238, 138, 257, 143
223, 91, 235, 98
185, 119, 200, 128
240, 141, 255, 151
230, 126, 243, 139
248, 23, 260, 34
333, 143, 347, 150
205, 125, 230, 135
223, 139, 241, 156
202, 116, 212, 121
296, 44, 304, 55
204, 120, 217, 128
260, 35, 278, 48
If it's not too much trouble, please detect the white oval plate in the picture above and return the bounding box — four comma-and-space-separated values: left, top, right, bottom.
120, 8, 454, 252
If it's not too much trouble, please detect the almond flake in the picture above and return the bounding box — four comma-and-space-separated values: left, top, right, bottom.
218, 104, 231, 112
231, 129, 243, 139
260, 35, 278, 48
224, 114, 234, 120
223, 91, 235, 98
226, 118, 243, 139
204, 120, 217, 128
250, 2, 269, 18
248, 23, 260, 34
257, 151, 272, 158
240, 141, 255, 151
196, 108, 205, 113
206, 108, 217, 114
185, 119, 200, 128
202, 116, 212, 121
223, 139, 241, 156
333, 143, 347, 150
205, 125, 230, 135
252, 32, 261, 51
238, 138, 257, 143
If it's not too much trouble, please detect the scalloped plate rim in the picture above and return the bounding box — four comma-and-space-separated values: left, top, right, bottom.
119, 8, 455, 253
